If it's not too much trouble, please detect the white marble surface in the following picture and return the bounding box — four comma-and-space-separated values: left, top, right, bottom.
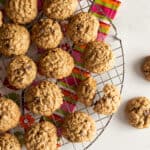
90, 0, 150, 150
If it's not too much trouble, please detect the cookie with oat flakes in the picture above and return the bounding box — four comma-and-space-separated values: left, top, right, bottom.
62, 111, 96, 142
125, 97, 150, 129
7, 55, 37, 89
0, 97, 21, 132
43, 0, 78, 20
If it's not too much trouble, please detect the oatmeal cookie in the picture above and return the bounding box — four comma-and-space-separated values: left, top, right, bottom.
0, 24, 30, 57
39, 48, 74, 79
25, 121, 58, 150
83, 41, 114, 73
25, 80, 63, 116
5, 0, 38, 24
0, 11, 3, 27
31, 18, 63, 49
67, 12, 99, 45
0, 97, 21, 132
62, 111, 96, 142
125, 97, 150, 129
0, 133, 21, 150
43, 0, 78, 20
141, 56, 150, 81
76, 77, 96, 107
7, 55, 37, 89
94, 84, 121, 115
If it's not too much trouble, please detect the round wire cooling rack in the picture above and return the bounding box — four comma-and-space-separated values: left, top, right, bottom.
0, 0, 124, 150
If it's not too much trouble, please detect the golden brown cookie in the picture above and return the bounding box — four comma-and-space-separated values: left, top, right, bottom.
5, 0, 38, 24
39, 48, 74, 79
0, 97, 21, 132
67, 12, 99, 45
25, 121, 58, 150
94, 84, 121, 115
43, 0, 78, 20
0, 133, 21, 150
25, 80, 63, 116
31, 18, 63, 49
141, 56, 150, 81
62, 111, 96, 142
76, 77, 96, 107
125, 97, 150, 129
83, 41, 114, 73
0, 24, 30, 57
0, 11, 3, 27
7, 55, 37, 89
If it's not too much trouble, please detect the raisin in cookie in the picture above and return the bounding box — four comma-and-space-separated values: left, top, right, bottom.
62, 111, 96, 142
94, 84, 121, 115
0, 11, 3, 27
25, 80, 63, 116
0, 97, 21, 132
125, 97, 150, 129
83, 41, 114, 73
7, 55, 37, 89
0, 24, 30, 57
0, 133, 21, 150
25, 121, 58, 150
39, 48, 74, 79
141, 56, 150, 81
43, 0, 78, 20
31, 18, 63, 49
5, 0, 38, 24
67, 12, 99, 45
76, 77, 96, 107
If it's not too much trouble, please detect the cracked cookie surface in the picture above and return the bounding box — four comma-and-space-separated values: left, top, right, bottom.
0, 24, 30, 57
0, 97, 21, 132
43, 0, 78, 20
25, 121, 58, 150
25, 80, 63, 116
83, 41, 114, 73
39, 48, 74, 79
5, 0, 38, 24
125, 97, 150, 129
94, 84, 121, 115
0, 133, 21, 150
67, 12, 99, 45
62, 111, 96, 142
76, 77, 96, 107
31, 18, 63, 49
7, 55, 37, 89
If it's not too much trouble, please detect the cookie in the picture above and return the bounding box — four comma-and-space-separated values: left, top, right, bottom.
25, 121, 58, 150
31, 18, 63, 49
76, 77, 96, 107
39, 48, 74, 79
67, 12, 99, 45
141, 56, 150, 81
7, 55, 37, 89
0, 133, 21, 150
0, 97, 21, 132
83, 41, 114, 73
62, 111, 96, 142
125, 97, 150, 129
43, 0, 78, 20
5, 0, 38, 24
0, 24, 30, 57
0, 11, 3, 27
25, 80, 63, 116
94, 84, 121, 115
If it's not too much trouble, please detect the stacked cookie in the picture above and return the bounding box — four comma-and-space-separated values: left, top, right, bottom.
0, 0, 123, 149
